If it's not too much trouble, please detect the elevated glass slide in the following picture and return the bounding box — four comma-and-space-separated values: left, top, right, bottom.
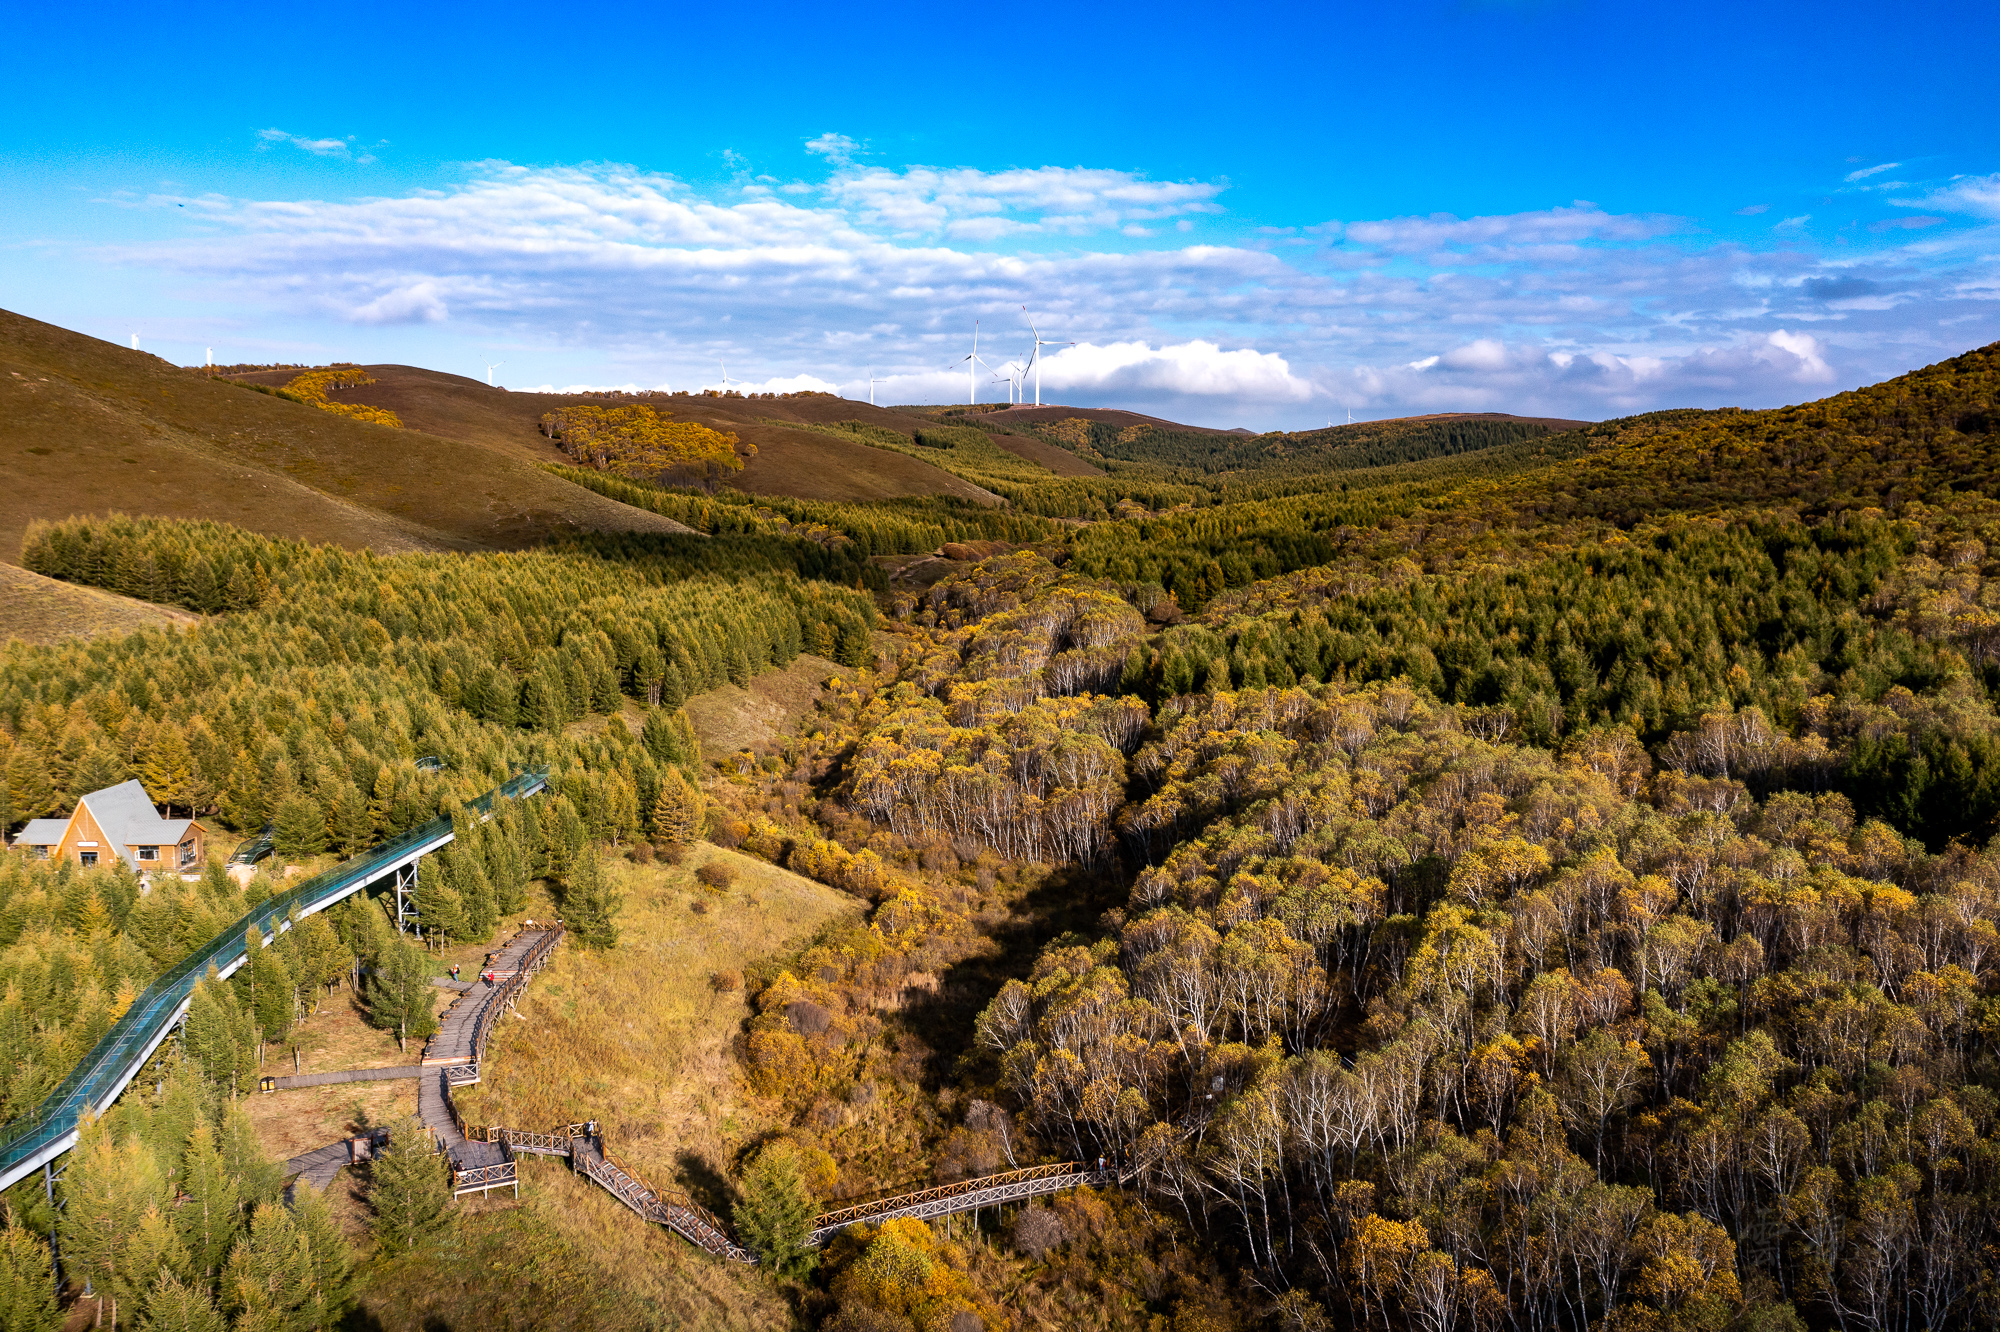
0, 769, 549, 1192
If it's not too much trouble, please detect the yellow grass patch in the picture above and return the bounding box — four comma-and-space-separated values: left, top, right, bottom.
237, 982, 420, 1164
680, 652, 842, 757
426, 846, 860, 1327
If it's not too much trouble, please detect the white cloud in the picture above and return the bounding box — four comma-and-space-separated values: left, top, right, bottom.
1351, 330, 1839, 417
98, 156, 2000, 427
712, 372, 842, 395
256, 128, 372, 162
1033, 340, 1313, 401
1441, 338, 1511, 371
804, 133, 860, 166
824, 165, 1224, 236
1845, 162, 1901, 182
349, 281, 448, 325
1335, 203, 1676, 255
1895, 173, 2000, 219
1763, 329, 1835, 380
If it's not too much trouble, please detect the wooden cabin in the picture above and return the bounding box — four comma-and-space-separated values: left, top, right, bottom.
10, 779, 207, 873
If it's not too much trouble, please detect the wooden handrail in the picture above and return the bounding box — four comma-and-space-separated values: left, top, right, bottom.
812, 1161, 1091, 1228
430, 923, 1157, 1264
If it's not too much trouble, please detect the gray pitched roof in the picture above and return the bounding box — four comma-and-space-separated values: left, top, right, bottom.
79, 780, 187, 872
14, 820, 68, 845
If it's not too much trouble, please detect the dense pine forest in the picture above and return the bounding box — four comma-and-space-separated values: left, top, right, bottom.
1, 343, 1998, 1330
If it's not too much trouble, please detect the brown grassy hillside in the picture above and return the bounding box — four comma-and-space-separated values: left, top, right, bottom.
232, 365, 1015, 504
1299, 409, 1591, 435
0, 309, 692, 565
928, 403, 1245, 433
0, 563, 197, 644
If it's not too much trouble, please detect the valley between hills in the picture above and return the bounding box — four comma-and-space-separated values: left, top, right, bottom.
2, 306, 1999, 1332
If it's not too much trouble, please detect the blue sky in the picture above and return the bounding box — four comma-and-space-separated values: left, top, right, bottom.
5, 0, 1998, 429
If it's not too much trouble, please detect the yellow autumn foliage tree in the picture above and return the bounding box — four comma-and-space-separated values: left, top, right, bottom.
539, 404, 749, 480
280, 369, 404, 428
829, 1217, 1000, 1332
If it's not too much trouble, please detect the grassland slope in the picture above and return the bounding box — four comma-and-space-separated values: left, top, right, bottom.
426, 850, 860, 1331
0, 562, 198, 644
0, 308, 694, 564
911, 403, 1246, 434
236, 364, 1008, 505
1485, 340, 2000, 523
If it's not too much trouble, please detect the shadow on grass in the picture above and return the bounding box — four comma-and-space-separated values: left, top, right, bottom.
676, 1147, 736, 1216
900, 858, 1129, 1090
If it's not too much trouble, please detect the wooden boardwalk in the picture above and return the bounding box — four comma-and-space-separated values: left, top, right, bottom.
417, 927, 562, 1192
269, 1065, 421, 1090
282, 1127, 391, 1201
404, 922, 1144, 1258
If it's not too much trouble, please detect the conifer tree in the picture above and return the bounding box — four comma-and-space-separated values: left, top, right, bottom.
369, 1117, 453, 1253
517, 674, 556, 732
364, 939, 439, 1049
559, 849, 623, 950
516, 799, 547, 878
291, 1189, 356, 1329
220, 1192, 349, 1331
322, 781, 370, 857
220, 750, 266, 833
139, 1271, 226, 1332
3, 749, 54, 824
271, 795, 325, 860
641, 706, 686, 766
410, 870, 468, 943
141, 730, 195, 817
175, 1122, 243, 1286
127, 1210, 193, 1318
140, 1058, 208, 1181
734, 1143, 819, 1280
650, 766, 705, 845
279, 915, 350, 1018
217, 1105, 282, 1208
0, 1224, 57, 1332
236, 926, 296, 1043
70, 742, 128, 800
482, 820, 530, 915
183, 975, 256, 1094
544, 797, 587, 880
59, 1116, 170, 1329
220, 1203, 309, 1327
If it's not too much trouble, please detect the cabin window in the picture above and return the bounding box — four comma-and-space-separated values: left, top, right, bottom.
138, 845, 159, 861
179, 839, 196, 867
79, 852, 97, 867
31, 846, 48, 859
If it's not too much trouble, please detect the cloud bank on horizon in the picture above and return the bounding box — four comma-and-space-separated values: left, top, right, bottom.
100, 154, 2000, 428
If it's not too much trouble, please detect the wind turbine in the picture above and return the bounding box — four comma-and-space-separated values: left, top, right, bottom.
867, 367, 880, 407
951, 322, 994, 405
484, 362, 504, 387
205, 348, 214, 367
130, 334, 140, 350
994, 358, 1027, 404
717, 360, 743, 395
1021, 308, 1073, 407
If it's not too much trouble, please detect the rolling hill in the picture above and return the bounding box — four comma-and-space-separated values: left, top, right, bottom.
224, 364, 1074, 503
0, 309, 699, 568
904, 402, 1248, 434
